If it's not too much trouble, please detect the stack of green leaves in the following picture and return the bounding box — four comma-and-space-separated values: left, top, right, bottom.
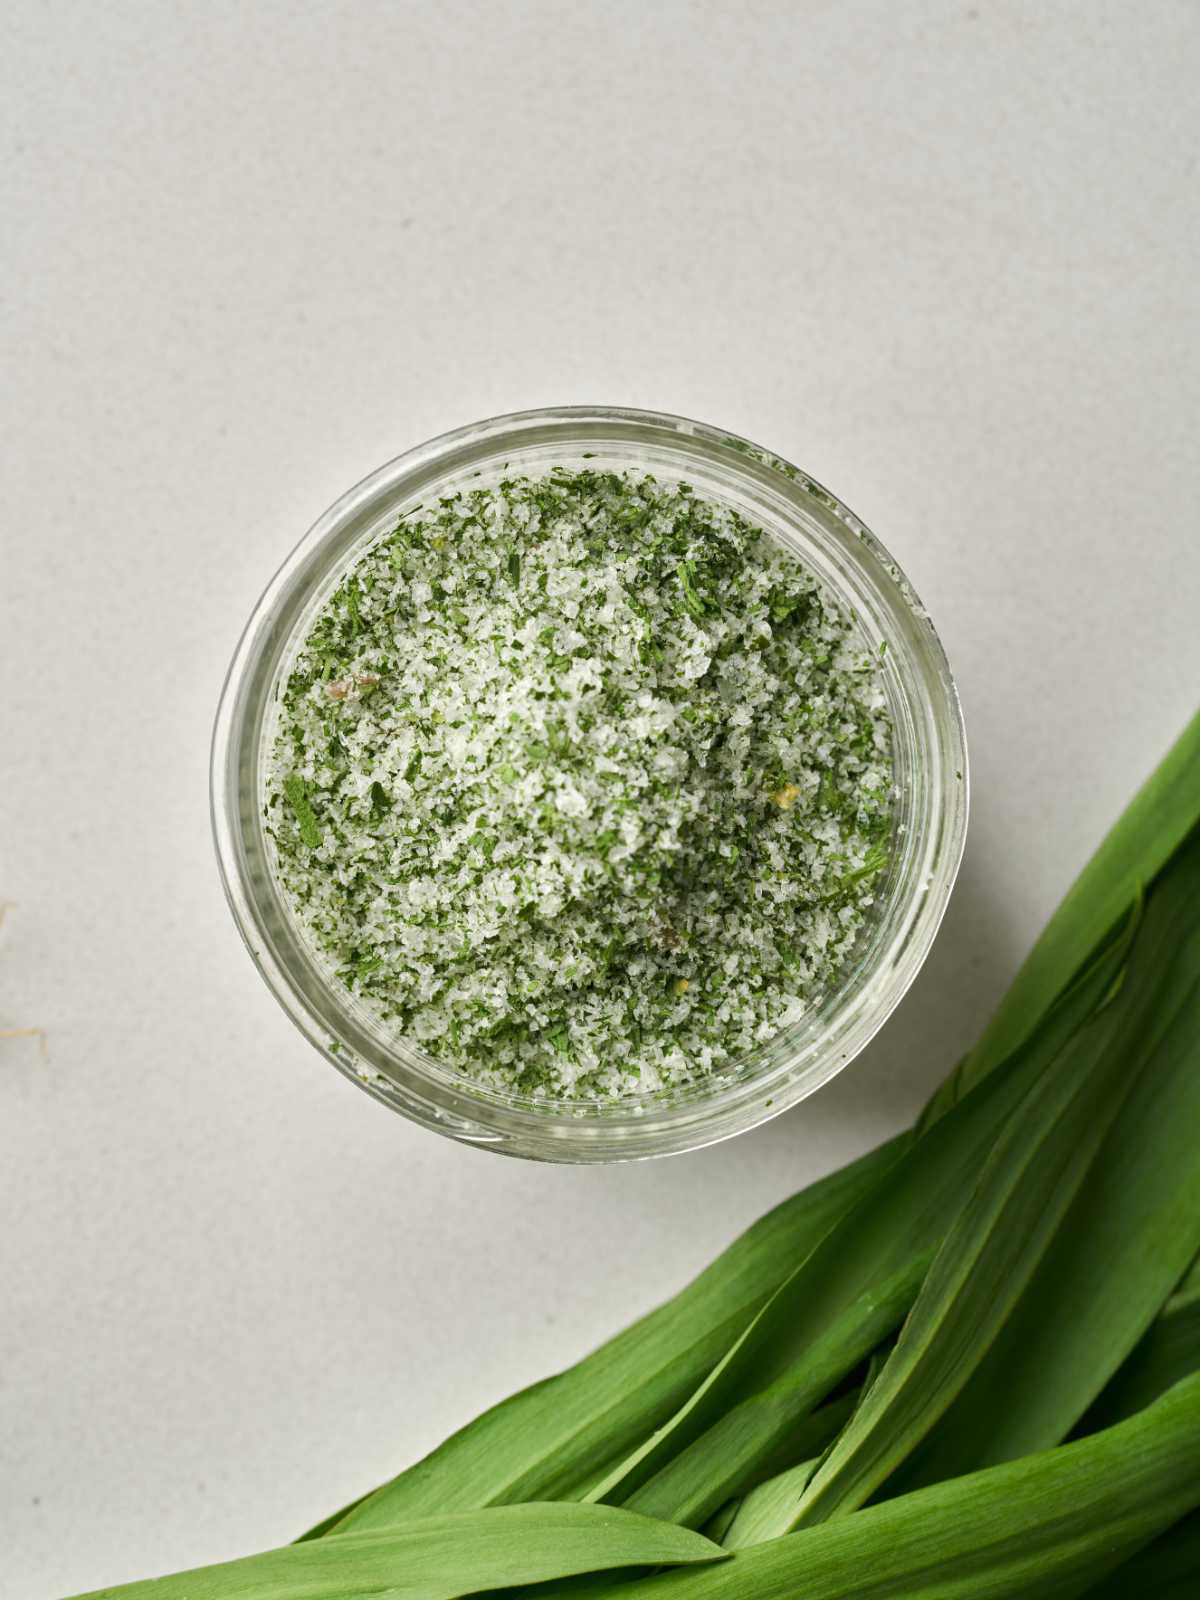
73, 711, 1200, 1600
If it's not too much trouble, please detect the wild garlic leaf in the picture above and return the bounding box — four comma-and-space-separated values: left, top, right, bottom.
885, 834, 1200, 1491
793, 841, 1200, 1526
618, 1258, 929, 1529
1083, 1508, 1200, 1599
69, 1501, 725, 1600
705, 1339, 896, 1551
918, 876, 1144, 1130
1079, 1260, 1200, 1434
317, 1139, 904, 1536
715, 1456, 822, 1551
961, 706, 1200, 1091
599, 1376, 1200, 1600
590, 923, 1134, 1529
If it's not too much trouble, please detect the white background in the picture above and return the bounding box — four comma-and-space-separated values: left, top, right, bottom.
3, 3, 1199, 1595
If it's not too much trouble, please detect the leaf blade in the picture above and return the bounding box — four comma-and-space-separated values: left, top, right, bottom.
1084, 1511, 1200, 1599
962, 707, 1200, 1090
598, 1375, 1200, 1600
791, 986, 1150, 1524
590, 923, 1135, 1528
70, 1501, 725, 1600
324, 1138, 904, 1534
885, 838, 1200, 1490
1080, 1272, 1200, 1433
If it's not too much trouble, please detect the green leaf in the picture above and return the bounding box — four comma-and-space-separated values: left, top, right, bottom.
615, 1256, 929, 1528
597, 1376, 1200, 1600
960, 706, 1200, 1092
1177, 1249, 1200, 1298
319, 1138, 905, 1535
702, 1385, 869, 1548
69, 1502, 725, 1600
1084, 1511, 1200, 1599
590, 930, 1134, 1530
883, 838, 1200, 1490
1080, 1267, 1200, 1434
918, 880, 1143, 1130
715, 1457, 821, 1551
792, 932, 1180, 1524
709, 1341, 897, 1550
700, 1502, 739, 1547
704, 1388, 864, 1548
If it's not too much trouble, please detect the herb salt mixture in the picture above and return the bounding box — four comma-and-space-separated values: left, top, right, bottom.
267, 468, 893, 1099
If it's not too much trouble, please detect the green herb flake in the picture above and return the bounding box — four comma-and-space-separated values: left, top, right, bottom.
283, 773, 322, 849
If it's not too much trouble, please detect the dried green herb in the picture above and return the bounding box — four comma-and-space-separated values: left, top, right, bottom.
281, 772, 322, 849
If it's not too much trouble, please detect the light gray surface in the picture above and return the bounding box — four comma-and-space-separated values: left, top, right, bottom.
2, 3, 1198, 1595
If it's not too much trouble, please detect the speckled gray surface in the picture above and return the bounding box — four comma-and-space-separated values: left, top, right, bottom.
3, 3, 1199, 1595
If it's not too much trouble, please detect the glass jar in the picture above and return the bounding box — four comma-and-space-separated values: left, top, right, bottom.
211, 406, 967, 1161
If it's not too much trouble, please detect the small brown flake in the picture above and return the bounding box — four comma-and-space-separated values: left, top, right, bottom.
0, 1026, 48, 1060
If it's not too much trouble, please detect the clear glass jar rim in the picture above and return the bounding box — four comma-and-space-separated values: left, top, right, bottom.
211, 405, 968, 1162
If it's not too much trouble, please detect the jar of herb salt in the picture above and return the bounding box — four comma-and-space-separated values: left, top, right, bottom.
213, 408, 966, 1161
